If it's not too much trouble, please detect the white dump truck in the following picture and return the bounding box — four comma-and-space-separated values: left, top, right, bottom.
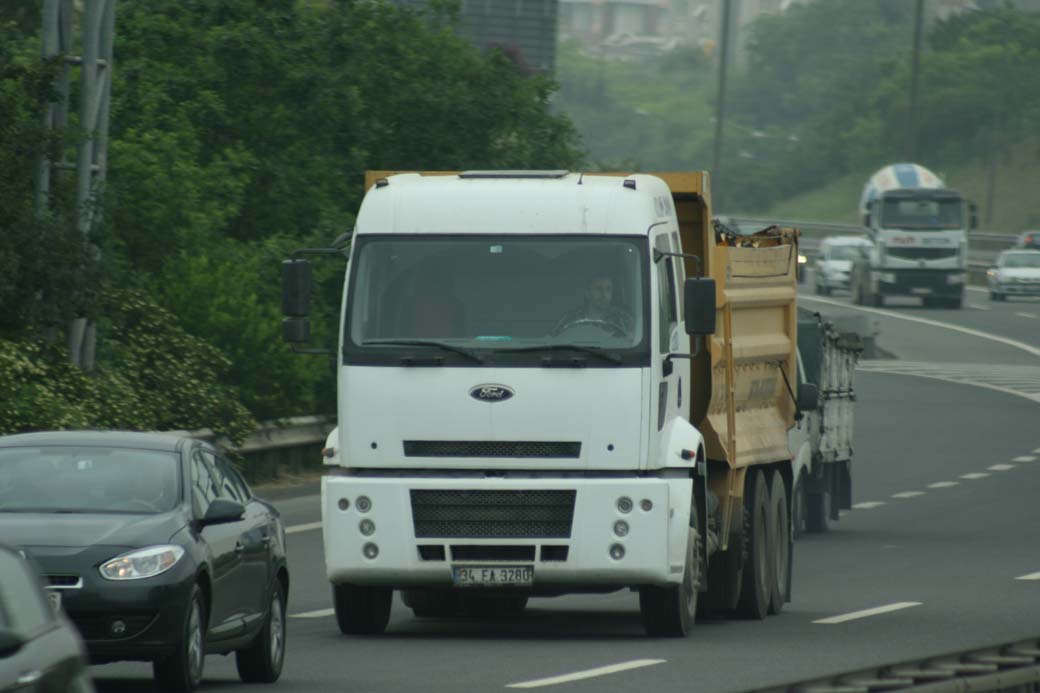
282, 170, 818, 637
852, 162, 975, 308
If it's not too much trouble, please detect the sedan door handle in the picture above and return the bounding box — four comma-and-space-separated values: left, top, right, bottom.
234, 542, 244, 554
17, 670, 42, 685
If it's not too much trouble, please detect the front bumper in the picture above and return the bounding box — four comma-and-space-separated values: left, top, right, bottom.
993, 281, 1040, 296
322, 475, 691, 590
40, 560, 194, 662
874, 268, 965, 297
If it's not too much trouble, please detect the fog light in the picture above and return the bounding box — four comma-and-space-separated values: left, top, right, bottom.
617, 497, 633, 514
338, 498, 349, 511
360, 519, 376, 536
609, 543, 625, 560
362, 542, 379, 559
110, 619, 127, 636
613, 520, 629, 537
640, 499, 653, 512
356, 496, 372, 513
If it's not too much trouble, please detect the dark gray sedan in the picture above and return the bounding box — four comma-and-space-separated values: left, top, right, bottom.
0, 432, 289, 692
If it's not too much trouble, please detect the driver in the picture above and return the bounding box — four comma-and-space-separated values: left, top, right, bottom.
551, 274, 633, 337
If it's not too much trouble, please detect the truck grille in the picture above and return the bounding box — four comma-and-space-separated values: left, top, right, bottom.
887, 247, 958, 260
403, 441, 580, 458
410, 489, 576, 538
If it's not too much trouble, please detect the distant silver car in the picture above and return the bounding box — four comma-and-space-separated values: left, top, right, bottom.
813, 236, 872, 295
988, 249, 1040, 301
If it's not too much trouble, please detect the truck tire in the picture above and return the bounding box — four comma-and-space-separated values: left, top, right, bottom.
792, 473, 807, 540
699, 505, 746, 618
805, 487, 830, 533
991, 291, 1005, 302
767, 471, 790, 615
332, 583, 392, 635
402, 589, 460, 618
639, 494, 700, 636
735, 469, 771, 620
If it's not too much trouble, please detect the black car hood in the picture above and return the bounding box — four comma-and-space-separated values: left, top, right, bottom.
2, 510, 188, 550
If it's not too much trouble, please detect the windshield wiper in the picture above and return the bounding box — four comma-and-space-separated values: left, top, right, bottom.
362, 339, 484, 363
496, 344, 623, 365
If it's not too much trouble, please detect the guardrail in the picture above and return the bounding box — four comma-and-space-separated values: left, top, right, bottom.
185, 415, 333, 481
724, 216, 1021, 285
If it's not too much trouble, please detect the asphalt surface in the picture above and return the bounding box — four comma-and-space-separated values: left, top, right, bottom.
91, 273, 1040, 692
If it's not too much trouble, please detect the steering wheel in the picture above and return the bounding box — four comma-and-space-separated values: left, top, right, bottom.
554, 317, 627, 338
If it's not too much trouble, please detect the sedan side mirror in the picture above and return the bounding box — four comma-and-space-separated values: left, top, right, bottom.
683, 277, 717, 336
200, 498, 245, 527
798, 382, 819, 412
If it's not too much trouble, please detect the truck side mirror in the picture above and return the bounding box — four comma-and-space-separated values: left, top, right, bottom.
683, 277, 716, 335
282, 259, 312, 317
969, 202, 979, 230
798, 382, 819, 412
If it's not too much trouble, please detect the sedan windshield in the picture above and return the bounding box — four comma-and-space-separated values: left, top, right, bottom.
0, 447, 180, 514
826, 245, 867, 261
345, 235, 648, 363
1001, 253, 1040, 269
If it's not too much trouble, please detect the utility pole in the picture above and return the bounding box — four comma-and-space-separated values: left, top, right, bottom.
907, 0, 924, 161
712, 0, 733, 187
36, 0, 116, 370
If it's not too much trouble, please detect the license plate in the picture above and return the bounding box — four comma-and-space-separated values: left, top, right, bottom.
46, 590, 62, 613
911, 287, 933, 295
452, 565, 533, 587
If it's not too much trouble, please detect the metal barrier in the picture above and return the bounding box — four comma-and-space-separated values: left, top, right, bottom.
185, 415, 333, 481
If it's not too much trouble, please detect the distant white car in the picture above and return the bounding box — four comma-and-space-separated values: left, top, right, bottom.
813, 236, 872, 295
988, 249, 1040, 301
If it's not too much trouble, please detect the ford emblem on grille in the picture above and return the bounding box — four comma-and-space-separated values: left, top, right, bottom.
470, 384, 515, 402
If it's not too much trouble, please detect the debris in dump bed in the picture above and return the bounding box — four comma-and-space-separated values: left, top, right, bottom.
713, 217, 800, 248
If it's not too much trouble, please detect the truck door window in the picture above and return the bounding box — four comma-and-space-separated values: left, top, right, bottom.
655, 235, 677, 355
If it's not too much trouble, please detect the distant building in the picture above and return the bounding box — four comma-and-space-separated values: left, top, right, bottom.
390, 0, 559, 75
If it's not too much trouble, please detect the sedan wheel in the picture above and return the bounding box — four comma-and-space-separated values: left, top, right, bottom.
237, 579, 287, 683
154, 584, 206, 692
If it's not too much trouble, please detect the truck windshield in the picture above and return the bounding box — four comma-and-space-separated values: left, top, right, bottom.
344, 235, 648, 364
881, 196, 963, 230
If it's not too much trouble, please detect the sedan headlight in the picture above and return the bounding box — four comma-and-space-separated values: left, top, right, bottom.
99, 545, 185, 580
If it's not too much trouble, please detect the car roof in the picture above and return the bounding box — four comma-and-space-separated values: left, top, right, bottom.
0, 430, 195, 452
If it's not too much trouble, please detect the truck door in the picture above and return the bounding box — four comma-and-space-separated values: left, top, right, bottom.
652, 232, 689, 447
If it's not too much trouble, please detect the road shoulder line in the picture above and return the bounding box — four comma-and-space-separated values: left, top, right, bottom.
506, 659, 667, 689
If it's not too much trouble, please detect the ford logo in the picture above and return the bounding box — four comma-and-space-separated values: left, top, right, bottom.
469, 384, 515, 402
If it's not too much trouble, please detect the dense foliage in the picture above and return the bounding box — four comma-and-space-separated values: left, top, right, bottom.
0, 0, 582, 444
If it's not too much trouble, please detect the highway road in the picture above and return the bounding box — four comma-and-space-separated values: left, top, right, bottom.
91, 276, 1040, 692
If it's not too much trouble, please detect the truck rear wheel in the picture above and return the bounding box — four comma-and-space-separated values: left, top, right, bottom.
735, 469, 771, 620
332, 583, 392, 635
805, 486, 830, 533
792, 472, 807, 540
767, 471, 790, 615
639, 495, 700, 636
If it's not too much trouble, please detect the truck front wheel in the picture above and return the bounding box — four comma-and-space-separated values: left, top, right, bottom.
332, 583, 392, 635
639, 495, 701, 636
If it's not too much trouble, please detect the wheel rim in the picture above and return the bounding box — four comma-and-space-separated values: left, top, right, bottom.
270, 592, 285, 666
187, 598, 203, 682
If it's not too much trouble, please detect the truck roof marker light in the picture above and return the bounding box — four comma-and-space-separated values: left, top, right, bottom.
623, 179, 637, 190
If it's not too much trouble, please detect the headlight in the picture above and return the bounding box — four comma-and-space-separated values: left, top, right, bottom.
798, 254, 808, 265
99, 545, 185, 580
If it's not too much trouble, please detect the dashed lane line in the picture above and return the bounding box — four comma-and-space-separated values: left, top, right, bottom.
291, 608, 335, 619
966, 304, 991, 311
813, 602, 922, 625
1013, 456, 1037, 463
506, 660, 667, 689
1015, 312, 1038, 319
798, 295, 1040, 359
852, 501, 887, 510
286, 521, 322, 535
1016, 572, 1040, 581
927, 481, 959, 489
892, 491, 926, 499
961, 472, 990, 480
988, 464, 1016, 471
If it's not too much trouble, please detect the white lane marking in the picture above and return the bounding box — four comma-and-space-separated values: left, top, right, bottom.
1015, 312, 1038, 319
1034, 447, 1040, 454
1012, 456, 1037, 463
966, 286, 988, 294
506, 659, 667, 689
967, 304, 991, 311
892, 491, 926, 499
291, 608, 335, 619
286, 521, 322, 535
928, 481, 959, 489
799, 295, 1040, 358
852, 501, 886, 509
988, 464, 1015, 471
814, 602, 922, 624
856, 368, 1040, 405
1016, 572, 1040, 581
961, 472, 990, 479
